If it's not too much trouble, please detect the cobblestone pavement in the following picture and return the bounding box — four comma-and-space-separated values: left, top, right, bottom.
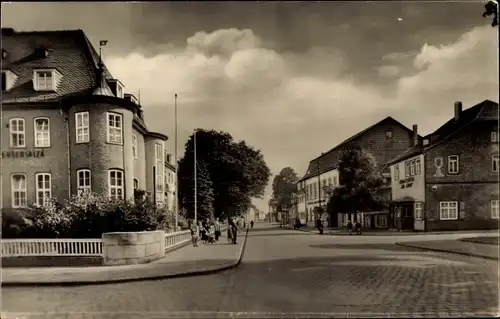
2, 224, 498, 318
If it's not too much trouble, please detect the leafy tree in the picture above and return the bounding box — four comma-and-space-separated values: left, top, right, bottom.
271, 166, 299, 212
483, 1, 498, 27
326, 146, 384, 224
178, 159, 214, 221
178, 129, 271, 220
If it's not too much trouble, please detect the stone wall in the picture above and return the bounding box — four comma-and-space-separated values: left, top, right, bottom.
102, 230, 165, 266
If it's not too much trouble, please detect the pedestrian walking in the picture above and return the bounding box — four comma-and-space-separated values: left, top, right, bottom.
190, 222, 199, 247
347, 220, 353, 235
316, 217, 324, 235
229, 218, 238, 244
355, 220, 362, 235
214, 218, 221, 242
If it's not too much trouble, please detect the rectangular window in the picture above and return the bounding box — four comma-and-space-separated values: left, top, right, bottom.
410, 160, 416, 176
155, 144, 164, 192
447, 155, 459, 174
166, 153, 172, 164
132, 134, 137, 158
9, 118, 25, 148
107, 113, 123, 144
77, 169, 91, 194
492, 132, 498, 143
492, 200, 499, 219
34, 117, 50, 147
35, 173, 52, 206
415, 158, 421, 175
11, 174, 27, 208
414, 202, 423, 220
108, 169, 124, 200
492, 155, 499, 173
334, 176, 338, 186
405, 161, 410, 177
377, 215, 387, 227
133, 178, 139, 190
34, 70, 54, 91
394, 164, 400, 181
439, 201, 458, 220
75, 112, 89, 143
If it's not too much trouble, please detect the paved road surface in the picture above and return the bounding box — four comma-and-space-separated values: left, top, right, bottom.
2, 224, 498, 318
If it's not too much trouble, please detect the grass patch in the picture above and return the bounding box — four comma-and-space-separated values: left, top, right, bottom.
460, 236, 500, 245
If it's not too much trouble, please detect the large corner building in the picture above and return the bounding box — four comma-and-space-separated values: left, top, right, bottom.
1, 28, 175, 209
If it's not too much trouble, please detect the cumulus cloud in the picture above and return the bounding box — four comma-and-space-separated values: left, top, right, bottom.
105, 26, 498, 209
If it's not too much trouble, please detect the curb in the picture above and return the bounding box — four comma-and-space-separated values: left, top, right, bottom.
395, 242, 499, 261
2, 228, 250, 287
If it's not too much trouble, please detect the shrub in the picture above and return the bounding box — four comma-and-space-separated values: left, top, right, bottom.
2, 192, 170, 239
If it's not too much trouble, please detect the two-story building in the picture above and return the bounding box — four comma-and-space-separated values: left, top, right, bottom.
387, 100, 499, 231
297, 116, 421, 228
1, 28, 171, 209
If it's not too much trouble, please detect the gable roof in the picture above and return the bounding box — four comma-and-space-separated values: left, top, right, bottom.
1, 28, 111, 104
298, 116, 418, 182
386, 99, 498, 165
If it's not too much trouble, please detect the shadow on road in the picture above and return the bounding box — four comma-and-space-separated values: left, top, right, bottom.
309, 243, 428, 252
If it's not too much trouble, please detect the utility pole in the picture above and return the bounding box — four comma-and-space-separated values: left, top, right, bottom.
194, 129, 198, 226
174, 94, 179, 231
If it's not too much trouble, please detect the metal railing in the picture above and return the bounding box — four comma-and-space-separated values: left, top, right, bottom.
1, 238, 103, 257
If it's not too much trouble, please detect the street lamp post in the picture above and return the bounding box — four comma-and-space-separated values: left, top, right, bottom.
174, 93, 179, 231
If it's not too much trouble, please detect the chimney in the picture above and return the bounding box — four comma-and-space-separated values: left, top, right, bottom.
454, 101, 462, 121
412, 124, 419, 146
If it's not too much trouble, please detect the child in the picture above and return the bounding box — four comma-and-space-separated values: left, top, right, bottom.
190, 223, 199, 247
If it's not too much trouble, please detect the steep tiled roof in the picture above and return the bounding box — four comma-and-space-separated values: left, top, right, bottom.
298, 116, 418, 182
1, 29, 104, 103
386, 100, 498, 165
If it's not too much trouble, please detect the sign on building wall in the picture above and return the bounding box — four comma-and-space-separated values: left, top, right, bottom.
399, 176, 415, 189
0, 150, 45, 158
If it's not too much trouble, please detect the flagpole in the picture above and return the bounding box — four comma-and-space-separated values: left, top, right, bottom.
174, 94, 179, 231
194, 129, 198, 225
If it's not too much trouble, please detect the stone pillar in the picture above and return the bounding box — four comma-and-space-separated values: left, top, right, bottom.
102, 230, 165, 266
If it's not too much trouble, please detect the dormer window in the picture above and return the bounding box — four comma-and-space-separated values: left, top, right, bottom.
2, 70, 17, 91
107, 79, 124, 98
33, 69, 61, 92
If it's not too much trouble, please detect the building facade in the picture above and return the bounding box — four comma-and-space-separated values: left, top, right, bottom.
388, 100, 499, 231
1, 28, 172, 209
297, 117, 421, 228
164, 152, 177, 212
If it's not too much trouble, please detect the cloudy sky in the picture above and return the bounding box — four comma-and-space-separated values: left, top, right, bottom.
3, 2, 498, 211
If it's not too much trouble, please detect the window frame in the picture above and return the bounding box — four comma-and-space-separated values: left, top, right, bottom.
409, 160, 416, 176
11, 173, 28, 208
35, 173, 52, 206
34, 117, 51, 148
155, 143, 164, 192
492, 155, 499, 173
394, 164, 400, 181
9, 118, 26, 148
439, 201, 459, 220
76, 169, 92, 195
133, 178, 139, 190
75, 111, 90, 144
106, 112, 123, 145
491, 200, 499, 219
415, 158, 421, 175
132, 134, 138, 158
492, 132, 498, 143
405, 161, 410, 178
414, 202, 423, 220
33, 69, 56, 91
447, 155, 460, 174
108, 169, 124, 200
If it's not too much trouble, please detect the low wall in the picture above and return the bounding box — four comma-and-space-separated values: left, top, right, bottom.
102, 230, 165, 266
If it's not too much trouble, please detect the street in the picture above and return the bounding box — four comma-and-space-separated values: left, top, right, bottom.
2, 224, 499, 318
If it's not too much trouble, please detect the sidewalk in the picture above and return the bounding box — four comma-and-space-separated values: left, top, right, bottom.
294, 225, 499, 236
1, 229, 249, 287
396, 239, 499, 260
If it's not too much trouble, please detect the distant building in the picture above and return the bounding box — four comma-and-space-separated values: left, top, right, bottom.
1, 28, 169, 209
164, 151, 176, 211
296, 116, 421, 228
387, 100, 499, 231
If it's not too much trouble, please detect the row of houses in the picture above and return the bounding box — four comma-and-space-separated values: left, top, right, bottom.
291, 99, 499, 231
1, 28, 177, 211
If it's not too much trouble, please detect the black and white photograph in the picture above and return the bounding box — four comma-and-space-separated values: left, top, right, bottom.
1, 1, 499, 318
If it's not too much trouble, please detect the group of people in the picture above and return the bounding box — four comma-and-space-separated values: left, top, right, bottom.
346, 220, 362, 235
190, 217, 254, 247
